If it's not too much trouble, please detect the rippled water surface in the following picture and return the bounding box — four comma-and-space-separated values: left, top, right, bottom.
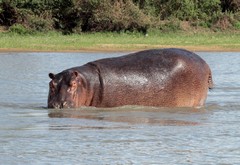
0, 51, 240, 164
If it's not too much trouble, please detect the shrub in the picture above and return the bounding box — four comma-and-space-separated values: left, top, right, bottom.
0, 0, 54, 32
212, 12, 235, 30
234, 21, 240, 29
0, 1, 18, 26
221, 0, 240, 13
91, 0, 151, 33
159, 19, 181, 32
139, 0, 222, 26
52, 0, 81, 34
29, 16, 53, 32
8, 23, 30, 34
1, 0, 240, 33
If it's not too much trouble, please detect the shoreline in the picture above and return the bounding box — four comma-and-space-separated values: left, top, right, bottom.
1, 31, 240, 53
1, 45, 240, 53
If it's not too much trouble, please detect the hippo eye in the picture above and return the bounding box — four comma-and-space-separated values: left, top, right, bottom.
70, 81, 77, 87
68, 80, 78, 92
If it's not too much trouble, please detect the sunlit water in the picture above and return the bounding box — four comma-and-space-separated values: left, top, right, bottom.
0, 51, 240, 164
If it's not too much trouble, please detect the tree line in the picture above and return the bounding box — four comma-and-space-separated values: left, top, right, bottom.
0, 0, 239, 34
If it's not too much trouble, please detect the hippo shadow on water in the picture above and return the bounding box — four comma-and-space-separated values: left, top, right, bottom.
48, 106, 207, 126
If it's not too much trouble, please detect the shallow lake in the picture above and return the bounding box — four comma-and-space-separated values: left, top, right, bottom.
0, 51, 240, 164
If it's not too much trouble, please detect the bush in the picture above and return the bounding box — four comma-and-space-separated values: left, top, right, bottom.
91, 0, 151, 33
234, 21, 240, 29
221, 0, 240, 13
159, 19, 181, 32
0, 1, 18, 26
0, 0, 54, 32
212, 12, 235, 30
155, 0, 221, 21
8, 23, 30, 34
1, 0, 240, 33
29, 16, 53, 32
52, 0, 81, 34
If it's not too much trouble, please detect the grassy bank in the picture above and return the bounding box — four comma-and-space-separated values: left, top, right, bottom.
1, 31, 240, 52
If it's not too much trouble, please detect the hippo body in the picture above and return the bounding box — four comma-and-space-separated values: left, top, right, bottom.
48, 48, 213, 109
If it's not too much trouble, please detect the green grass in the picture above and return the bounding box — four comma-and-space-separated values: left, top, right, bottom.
0, 30, 240, 52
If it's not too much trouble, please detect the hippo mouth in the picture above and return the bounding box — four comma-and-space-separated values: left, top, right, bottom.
48, 101, 71, 109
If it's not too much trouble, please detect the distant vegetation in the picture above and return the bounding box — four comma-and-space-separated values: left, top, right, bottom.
0, 0, 240, 34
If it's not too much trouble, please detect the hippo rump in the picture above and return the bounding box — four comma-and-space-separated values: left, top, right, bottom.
48, 48, 213, 109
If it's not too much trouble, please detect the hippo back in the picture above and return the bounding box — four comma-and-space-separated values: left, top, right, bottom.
88, 48, 210, 107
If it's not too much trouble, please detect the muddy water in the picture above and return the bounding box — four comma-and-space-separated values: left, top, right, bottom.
0, 51, 240, 164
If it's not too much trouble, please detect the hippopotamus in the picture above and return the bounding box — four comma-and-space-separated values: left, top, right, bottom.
48, 48, 213, 109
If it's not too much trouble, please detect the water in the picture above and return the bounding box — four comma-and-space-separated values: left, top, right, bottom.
0, 51, 240, 164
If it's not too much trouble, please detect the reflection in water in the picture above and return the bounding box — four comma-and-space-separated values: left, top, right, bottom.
48, 124, 132, 130
48, 106, 204, 126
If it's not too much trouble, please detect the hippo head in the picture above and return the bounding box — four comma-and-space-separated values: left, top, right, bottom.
48, 70, 87, 109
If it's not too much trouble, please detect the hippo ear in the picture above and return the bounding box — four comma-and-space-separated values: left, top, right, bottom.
73, 71, 79, 77
49, 73, 55, 79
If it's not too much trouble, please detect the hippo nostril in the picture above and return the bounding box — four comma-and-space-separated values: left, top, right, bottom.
52, 103, 61, 109
58, 102, 67, 109
63, 102, 67, 106
61, 102, 68, 108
